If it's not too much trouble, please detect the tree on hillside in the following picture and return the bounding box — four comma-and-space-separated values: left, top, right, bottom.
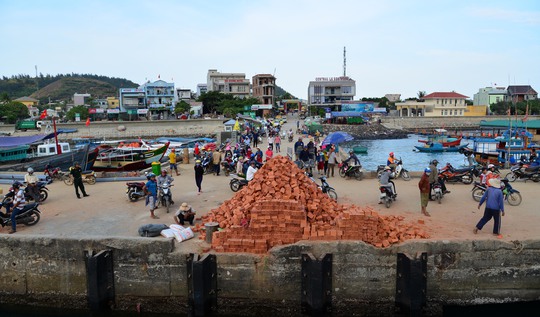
0, 92, 11, 102
65, 105, 89, 121
0, 101, 29, 123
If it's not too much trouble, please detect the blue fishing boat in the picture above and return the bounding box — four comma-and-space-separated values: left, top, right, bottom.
414, 143, 468, 153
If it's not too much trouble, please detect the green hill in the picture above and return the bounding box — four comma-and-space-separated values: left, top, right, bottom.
0, 74, 138, 104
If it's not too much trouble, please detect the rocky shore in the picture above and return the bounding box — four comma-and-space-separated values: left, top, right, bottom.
323, 123, 409, 140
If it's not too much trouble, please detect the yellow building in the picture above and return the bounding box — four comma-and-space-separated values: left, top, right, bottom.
465, 105, 487, 116
14, 96, 39, 107
107, 97, 119, 109
396, 91, 469, 117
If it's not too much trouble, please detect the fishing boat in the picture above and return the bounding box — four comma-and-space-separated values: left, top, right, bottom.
471, 128, 538, 166
0, 145, 98, 172
93, 142, 170, 172
352, 146, 368, 154
414, 143, 469, 153
418, 129, 462, 147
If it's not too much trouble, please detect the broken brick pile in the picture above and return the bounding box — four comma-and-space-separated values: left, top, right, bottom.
202, 156, 429, 253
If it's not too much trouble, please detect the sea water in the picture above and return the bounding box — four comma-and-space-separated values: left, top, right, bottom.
342, 134, 473, 172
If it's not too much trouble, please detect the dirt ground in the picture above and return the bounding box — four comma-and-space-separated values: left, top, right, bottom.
2, 116, 539, 252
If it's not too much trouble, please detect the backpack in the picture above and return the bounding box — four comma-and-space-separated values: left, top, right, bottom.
138, 224, 169, 237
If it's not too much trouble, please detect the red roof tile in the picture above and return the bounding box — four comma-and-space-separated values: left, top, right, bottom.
423, 92, 469, 99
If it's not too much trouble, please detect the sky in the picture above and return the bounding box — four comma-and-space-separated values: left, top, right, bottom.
1, 0, 539, 100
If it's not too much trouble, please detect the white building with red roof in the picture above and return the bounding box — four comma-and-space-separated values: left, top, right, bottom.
396, 91, 469, 117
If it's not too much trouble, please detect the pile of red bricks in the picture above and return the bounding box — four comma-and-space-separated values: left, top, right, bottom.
203, 156, 428, 253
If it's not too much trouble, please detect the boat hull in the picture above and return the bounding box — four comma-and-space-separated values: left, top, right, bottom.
93, 142, 169, 172
414, 144, 468, 153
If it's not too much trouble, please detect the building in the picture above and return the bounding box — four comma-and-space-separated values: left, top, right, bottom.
395, 91, 469, 117
384, 94, 401, 102
141, 79, 175, 119
207, 69, 250, 99
119, 88, 146, 116
14, 96, 39, 117
252, 74, 276, 106
106, 97, 119, 109
176, 88, 192, 102
506, 85, 538, 104
73, 93, 91, 106
307, 76, 356, 113
473, 87, 507, 106
196, 84, 207, 98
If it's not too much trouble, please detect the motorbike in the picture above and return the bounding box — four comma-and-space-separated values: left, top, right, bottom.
0, 201, 42, 228
338, 162, 364, 180
230, 175, 249, 192
379, 181, 396, 208
306, 172, 337, 200
158, 182, 174, 213
288, 133, 294, 143
376, 158, 411, 181
504, 163, 540, 182
126, 181, 146, 202
44, 165, 66, 183
432, 180, 444, 204
201, 153, 213, 175
2, 181, 49, 204
438, 163, 478, 185
64, 170, 97, 186
471, 179, 522, 206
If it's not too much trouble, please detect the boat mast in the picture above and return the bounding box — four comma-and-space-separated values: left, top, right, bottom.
53, 116, 62, 154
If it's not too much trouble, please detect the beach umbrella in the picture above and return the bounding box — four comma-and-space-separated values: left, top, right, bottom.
321, 131, 354, 145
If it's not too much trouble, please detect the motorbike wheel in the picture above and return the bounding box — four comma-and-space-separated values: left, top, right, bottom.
401, 170, 411, 181
25, 211, 40, 226
165, 199, 170, 213
461, 175, 473, 185
39, 190, 48, 202
230, 180, 241, 192
436, 193, 442, 204
128, 190, 139, 202
531, 174, 540, 183
472, 188, 484, 202
339, 167, 346, 178
355, 171, 364, 181
507, 192, 522, 206
384, 197, 391, 208
64, 176, 73, 186
326, 189, 338, 200
504, 172, 517, 182
87, 175, 96, 185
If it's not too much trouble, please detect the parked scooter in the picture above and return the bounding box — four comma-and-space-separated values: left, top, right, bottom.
432, 181, 444, 204
505, 163, 540, 182
44, 164, 66, 183
229, 175, 249, 192
471, 178, 522, 206
306, 172, 337, 200
0, 201, 42, 228
158, 182, 174, 213
438, 163, 478, 184
64, 170, 96, 185
376, 158, 411, 181
339, 162, 364, 180
126, 181, 146, 202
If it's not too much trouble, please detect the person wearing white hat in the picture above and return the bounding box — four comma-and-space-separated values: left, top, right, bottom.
474, 178, 505, 238
174, 202, 196, 226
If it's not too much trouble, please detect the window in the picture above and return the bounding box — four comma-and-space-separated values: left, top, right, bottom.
314, 85, 322, 94
342, 86, 352, 94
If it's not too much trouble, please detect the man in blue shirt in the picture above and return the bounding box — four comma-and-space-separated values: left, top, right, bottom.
474, 178, 505, 237
143, 173, 159, 219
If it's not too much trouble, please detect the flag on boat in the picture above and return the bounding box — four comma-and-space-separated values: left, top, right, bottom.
39, 109, 47, 119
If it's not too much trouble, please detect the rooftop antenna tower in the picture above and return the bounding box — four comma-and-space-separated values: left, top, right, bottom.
343, 46, 346, 76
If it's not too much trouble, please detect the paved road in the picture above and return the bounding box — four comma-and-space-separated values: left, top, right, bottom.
2, 114, 538, 252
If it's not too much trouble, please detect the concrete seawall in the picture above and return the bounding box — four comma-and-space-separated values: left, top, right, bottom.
1, 236, 538, 315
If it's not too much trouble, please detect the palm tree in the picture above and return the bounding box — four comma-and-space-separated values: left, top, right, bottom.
417, 91, 426, 99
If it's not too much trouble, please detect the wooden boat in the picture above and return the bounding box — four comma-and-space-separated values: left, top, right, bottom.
0, 145, 30, 163
352, 146, 368, 154
0, 145, 98, 172
93, 142, 170, 172
414, 143, 468, 153
471, 128, 539, 166
418, 129, 462, 147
